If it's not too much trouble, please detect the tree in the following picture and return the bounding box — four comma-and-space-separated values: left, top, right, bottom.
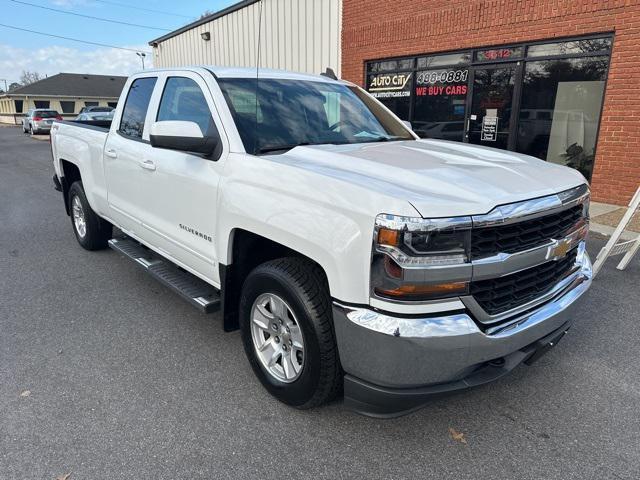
19, 70, 44, 86
200, 10, 214, 18
9, 82, 21, 91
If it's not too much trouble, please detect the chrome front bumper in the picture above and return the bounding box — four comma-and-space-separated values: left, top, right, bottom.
333, 249, 592, 417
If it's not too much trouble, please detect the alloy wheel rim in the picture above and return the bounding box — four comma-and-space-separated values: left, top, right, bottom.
72, 195, 87, 238
250, 293, 305, 383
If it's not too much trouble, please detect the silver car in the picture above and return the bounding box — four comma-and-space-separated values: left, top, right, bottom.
22, 109, 62, 135
75, 111, 114, 122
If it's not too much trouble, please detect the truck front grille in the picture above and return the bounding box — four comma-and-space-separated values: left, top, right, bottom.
470, 204, 583, 260
469, 248, 578, 316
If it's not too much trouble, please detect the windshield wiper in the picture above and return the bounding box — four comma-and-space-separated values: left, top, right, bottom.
257, 142, 311, 154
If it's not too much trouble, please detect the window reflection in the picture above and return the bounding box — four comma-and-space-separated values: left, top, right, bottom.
527, 38, 611, 57
516, 57, 608, 180
413, 68, 468, 140
363, 36, 612, 180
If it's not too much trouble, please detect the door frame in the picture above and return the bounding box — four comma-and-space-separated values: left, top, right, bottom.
463, 61, 524, 150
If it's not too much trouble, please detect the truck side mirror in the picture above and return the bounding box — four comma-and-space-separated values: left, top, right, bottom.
149, 120, 220, 157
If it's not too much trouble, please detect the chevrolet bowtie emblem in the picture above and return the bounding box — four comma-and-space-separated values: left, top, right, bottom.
549, 239, 571, 259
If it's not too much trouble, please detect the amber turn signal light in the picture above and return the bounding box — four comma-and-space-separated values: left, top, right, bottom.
377, 227, 400, 246
375, 281, 468, 300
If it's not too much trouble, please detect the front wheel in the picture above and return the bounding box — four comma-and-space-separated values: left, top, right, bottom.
68, 181, 112, 250
239, 258, 341, 409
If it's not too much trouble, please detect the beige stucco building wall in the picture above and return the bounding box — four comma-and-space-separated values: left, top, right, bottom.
151, 0, 342, 76
0, 96, 119, 124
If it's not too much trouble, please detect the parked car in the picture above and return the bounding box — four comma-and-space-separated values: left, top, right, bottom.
22, 109, 62, 135
77, 105, 114, 114
50, 67, 592, 417
75, 111, 115, 121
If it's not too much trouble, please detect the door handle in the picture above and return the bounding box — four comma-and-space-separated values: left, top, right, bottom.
105, 149, 118, 159
139, 159, 156, 171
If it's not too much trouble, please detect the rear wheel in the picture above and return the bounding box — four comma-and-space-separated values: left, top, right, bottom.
68, 181, 112, 250
239, 258, 341, 409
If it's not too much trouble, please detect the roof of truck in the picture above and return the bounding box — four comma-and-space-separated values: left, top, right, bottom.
132, 66, 343, 84
211, 66, 340, 82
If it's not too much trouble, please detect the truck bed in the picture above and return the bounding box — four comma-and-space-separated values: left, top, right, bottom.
56, 119, 113, 131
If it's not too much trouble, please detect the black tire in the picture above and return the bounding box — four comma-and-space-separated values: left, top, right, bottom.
68, 181, 112, 250
239, 257, 341, 409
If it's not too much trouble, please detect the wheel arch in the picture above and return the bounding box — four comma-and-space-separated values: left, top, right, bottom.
59, 159, 82, 215
219, 228, 331, 332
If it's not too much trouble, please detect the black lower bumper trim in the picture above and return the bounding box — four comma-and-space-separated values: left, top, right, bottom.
344, 321, 571, 418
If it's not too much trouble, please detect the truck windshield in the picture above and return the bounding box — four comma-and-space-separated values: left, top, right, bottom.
217, 78, 414, 154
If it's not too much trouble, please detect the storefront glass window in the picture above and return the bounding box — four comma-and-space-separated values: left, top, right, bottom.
364, 35, 611, 180
412, 68, 468, 140
368, 58, 413, 73
14, 100, 23, 113
527, 38, 611, 58
468, 66, 516, 150
516, 56, 608, 180
417, 52, 471, 68
366, 72, 412, 120
475, 46, 523, 62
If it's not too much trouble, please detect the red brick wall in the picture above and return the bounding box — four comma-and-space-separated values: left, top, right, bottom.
342, 0, 640, 205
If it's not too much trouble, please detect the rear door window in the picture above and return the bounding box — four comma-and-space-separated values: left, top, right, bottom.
119, 77, 157, 138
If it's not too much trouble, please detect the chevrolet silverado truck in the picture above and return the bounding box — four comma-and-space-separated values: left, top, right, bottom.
50, 67, 592, 417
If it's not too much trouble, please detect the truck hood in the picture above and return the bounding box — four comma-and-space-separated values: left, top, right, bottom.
276, 139, 587, 217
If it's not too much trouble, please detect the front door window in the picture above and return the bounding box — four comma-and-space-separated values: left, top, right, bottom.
467, 65, 516, 150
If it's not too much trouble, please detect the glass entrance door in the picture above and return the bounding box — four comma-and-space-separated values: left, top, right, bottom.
466, 64, 518, 150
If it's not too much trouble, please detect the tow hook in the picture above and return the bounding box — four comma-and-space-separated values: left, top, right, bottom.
524, 325, 570, 366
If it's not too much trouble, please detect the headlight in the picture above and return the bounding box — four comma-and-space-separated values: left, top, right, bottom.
371, 214, 472, 301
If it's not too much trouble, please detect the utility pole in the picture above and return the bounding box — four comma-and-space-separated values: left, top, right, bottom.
136, 52, 146, 70
0, 79, 7, 92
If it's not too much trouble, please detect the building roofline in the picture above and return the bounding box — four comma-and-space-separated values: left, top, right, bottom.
0, 94, 120, 99
148, 0, 260, 45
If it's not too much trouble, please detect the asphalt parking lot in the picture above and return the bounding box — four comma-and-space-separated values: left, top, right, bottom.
1, 126, 639, 480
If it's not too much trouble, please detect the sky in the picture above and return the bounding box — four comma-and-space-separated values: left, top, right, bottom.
0, 0, 237, 87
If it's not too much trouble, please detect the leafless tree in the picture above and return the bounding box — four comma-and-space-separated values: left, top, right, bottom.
19, 71, 44, 86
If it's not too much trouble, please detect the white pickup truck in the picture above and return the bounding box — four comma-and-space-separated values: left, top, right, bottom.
51, 67, 592, 417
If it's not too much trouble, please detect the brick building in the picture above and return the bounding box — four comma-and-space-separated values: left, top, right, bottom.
342, 0, 640, 205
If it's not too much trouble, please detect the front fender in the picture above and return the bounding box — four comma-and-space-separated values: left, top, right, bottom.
216, 154, 418, 304
217, 187, 367, 302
